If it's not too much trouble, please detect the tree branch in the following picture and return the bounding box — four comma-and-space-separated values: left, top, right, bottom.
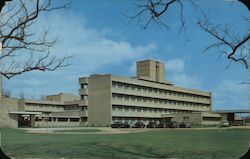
0, 0, 72, 79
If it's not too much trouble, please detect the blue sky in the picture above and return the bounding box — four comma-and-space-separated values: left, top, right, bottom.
3, 0, 250, 111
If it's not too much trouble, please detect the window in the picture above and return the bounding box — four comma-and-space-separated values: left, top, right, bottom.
81, 95, 87, 100
81, 84, 87, 89
131, 85, 135, 90
137, 86, 141, 91
70, 118, 80, 122
58, 118, 68, 122
153, 88, 157, 93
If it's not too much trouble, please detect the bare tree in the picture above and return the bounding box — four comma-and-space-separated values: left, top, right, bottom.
198, 19, 250, 69
0, 0, 72, 79
128, 0, 250, 69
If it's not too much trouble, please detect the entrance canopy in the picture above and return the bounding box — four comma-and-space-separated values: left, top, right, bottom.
214, 110, 250, 113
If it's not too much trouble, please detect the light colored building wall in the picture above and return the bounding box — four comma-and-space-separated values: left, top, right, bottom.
19, 99, 65, 112
79, 71, 212, 126
111, 75, 211, 114
46, 93, 80, 102
51, 111, 87, 117
0, 97, 18, 128
172, 113, 202, 125
88, 75, 112, 126
172, 112, 221, 126
136, 60, 165, 82
157, 62, 165, 82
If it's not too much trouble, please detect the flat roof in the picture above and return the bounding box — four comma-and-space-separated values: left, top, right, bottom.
21, 99, 64, 105
161, 114, 174, 118
214, 110, 250, 113
9, 111, 42, 115
201, 112, 221, 118
36, 115, 80, 118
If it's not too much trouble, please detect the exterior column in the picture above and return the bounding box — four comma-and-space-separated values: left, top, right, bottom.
30, 115, 35, 127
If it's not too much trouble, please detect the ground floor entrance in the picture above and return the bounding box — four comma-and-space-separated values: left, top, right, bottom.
18, 115, 32, 127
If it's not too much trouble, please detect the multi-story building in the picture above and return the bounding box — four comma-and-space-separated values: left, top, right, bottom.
0, 93, 88, 128
79, 60, 221, 127
0, 59, 222, 128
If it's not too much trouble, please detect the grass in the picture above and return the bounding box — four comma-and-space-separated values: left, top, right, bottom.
1, 128, 250, 159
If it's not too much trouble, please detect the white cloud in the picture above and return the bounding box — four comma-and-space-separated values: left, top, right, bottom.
163, 58, 202, 89
212, 80, 250, 110
4, 13, 157, 98
170, 74, 202, 90
40, 13, 157, 73
165, 59, 185, 73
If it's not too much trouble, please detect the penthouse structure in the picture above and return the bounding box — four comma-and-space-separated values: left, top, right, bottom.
79, 60, 220, 127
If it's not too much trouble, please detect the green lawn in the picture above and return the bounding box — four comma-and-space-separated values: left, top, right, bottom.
1, 128, 249, 159
54, 129, 102, 133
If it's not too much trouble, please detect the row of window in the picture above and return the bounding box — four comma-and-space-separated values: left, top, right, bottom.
26, 103, 64, 107
112, 81, 210, 101
35, 117, 87, 122
26, 104, 86, 112
112, 105, 190, 114
35, 117, 80, 122
26, 105, 64, 110
64, 105, 87, 111
112, 117, 161, 123
112, 93, 209, 108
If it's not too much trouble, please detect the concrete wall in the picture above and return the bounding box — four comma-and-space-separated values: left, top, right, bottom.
46, 93, 80, 102
88, 75, 112, 126
0, 97, 18, 128
172, 113, 202, 126
136, 60, 165, 82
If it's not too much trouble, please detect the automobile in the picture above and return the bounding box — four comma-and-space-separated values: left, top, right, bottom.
231, 121, 243, 126
156, 123, 165, 128
111, 122, 122, 128
220, 120, 230, 127
133, 121, 145, 128
166, 121, 178, 128
179, 122, 191, 128
120, 122, 130, 128
146, 121, 157, 128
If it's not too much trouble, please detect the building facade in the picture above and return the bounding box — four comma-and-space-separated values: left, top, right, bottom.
0, 93, 88, 128
79, 60, 220, 127
0, 59, 222, 128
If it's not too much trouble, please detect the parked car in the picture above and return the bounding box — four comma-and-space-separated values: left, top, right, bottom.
111, 122, 122, 128
231, 121, 243, 126
179, 122, 191, 128
120, 122, 130, 128
220, 120, 230, 127
166, 121, 178, 128
133, 121, 145, 128
146, 121, 157, 128
156, 123, 165, 128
